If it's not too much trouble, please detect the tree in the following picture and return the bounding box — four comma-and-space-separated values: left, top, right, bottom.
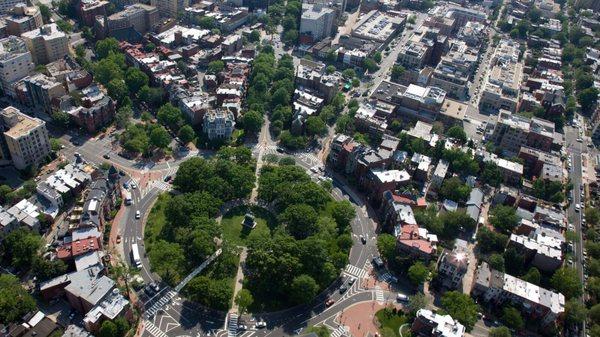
279, 204, 319, 239
587, 207, 600, 227
98, 321, 118, 337
242, 110, 263, 134
589, 303, 600, 325
178, 125, 195, 144
0, 274, 37, 323
271, 87, 290, 107
147, 240, 186, 285
38, 4, 51, 23
52, 110, 71, 127
94, 57, 123, 85
125, 68, 149, 94
282, 29, 298, 45
95, 38, 119, 59
157, 103, 183, 130
144, 43, 156, 52
408, 292, 428, 314
150, 126, 171, 149
138, 86, 164, 106
2, 229, 42, 270
489, 205, 520, 233
408, 261, 429, 285
342, 69, 356, 79
107, 79, 128, 102
391, 65, 405, 81
235, 289, 254, 314
326, 65, 336, 74
198, 16, 216, 29
290, 274, 319, 304
0, 184, 12, 204
305, 326, 331, 337
578, 87, 599, 113
115, 105, 133, 129
306, 116, 327, 136
551, 268, 582, 299
185, 276, 232, 311
248, 30, 261, 42
439, 177, 471, 203
55, 19, 72, 32
330, 201, 355, 231
501, 306, 523, 330
207, 60, 225, 74
32, 257, 67, 281
377, 233, 396, 262
488, 254, 505, 272
446, 126, 467, 143
521, 267, 541, 285
440, 291, 479, 331
481, 163, 503, 187
488, 327, 511, 337
373, 51, 382, 63
564, 299, 587, 325
363, 58, 379, 72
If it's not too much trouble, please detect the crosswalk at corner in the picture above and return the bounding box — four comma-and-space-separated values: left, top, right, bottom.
374, 287, 385, 303
330, 325, 349, 337
344, 264, 367, 279
144, 320, 169, 337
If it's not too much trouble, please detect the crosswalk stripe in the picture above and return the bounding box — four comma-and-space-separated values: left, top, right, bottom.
144, 321, 169, 337
375, 287, 385, 303
344, 264, 367, 279
330, 326, 349, 337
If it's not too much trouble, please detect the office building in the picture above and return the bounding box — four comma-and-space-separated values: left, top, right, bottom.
0, 35, 34, 97
0, 106, 50, 170
429, 40, 478, 100
104, 3, 158, 35
300, 3, 335, 44
21, 24, 68, 64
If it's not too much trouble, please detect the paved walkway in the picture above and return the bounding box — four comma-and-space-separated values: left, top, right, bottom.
229, 247, 248, 314
336, 301, 397, 337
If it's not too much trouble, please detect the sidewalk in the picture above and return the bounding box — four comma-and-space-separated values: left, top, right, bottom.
229, 247, 248, 314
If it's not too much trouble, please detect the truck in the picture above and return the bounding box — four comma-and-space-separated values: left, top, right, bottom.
123, 190, 132, 206
131, 243, 142, 268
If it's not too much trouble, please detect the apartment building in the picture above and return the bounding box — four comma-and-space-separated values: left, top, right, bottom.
0, 106, 51, 170
299, 3, 335, 44
5, 3, 43, 36
489, 110, 556, 156
24, 73, 66, 113
202, 109, 235, 140
429, 40, 478, 100
508, 233, 562, 272
151, 0, 189, 18
103, 3, 158, 35
295, 58, 341, 101
78, 0, 109, 26
0, 0, 23, 14
395, 84, 447, 123
0, 35, 34, 97
480, 39, 523, 113
397, 28, 447, 70
472, 262, 565, 326
21, 24, 68, 64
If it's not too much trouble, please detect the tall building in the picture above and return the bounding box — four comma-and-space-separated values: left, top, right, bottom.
0, 106, 51, 170
151, 0, 189, 18
5, 3, 43, 36
0, 0, 23, 14
104, 3, 158, 34
0, 36, 34, 97
21, 24, 68, 64
299, 3, 335, 44
23, 73, 67, 113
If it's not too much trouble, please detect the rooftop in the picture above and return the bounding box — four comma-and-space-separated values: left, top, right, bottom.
0, 106, 45, 139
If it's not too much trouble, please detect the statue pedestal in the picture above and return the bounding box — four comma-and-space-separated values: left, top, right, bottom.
242, 213, 256, 229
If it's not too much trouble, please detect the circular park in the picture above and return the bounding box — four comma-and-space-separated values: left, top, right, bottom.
143, 147, 356, 313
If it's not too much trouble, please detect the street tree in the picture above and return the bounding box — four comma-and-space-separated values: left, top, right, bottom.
408, 261, 429, 285
107, 79, 128, 103
115, 105, 133, 129
551, 268, 582, 299
290, 274, 319, 304
330, 200, 356, 231
242, 110, 263, 134
501, 306, 524, 330
95, 38, 119, 59
440, 291, 479, 331
178, 125, 195, 144
125, 68, 149, 94
150, 126, 171, 149
98, 321, 118, 337
157, 103, 183, 130
488, 327, 511, 337
279, 204, 319, 239
565, 299, 587, 325
235, 289, 254, 314
147, 240, 186, 285
305, 116, 327, 136
207, 60, 224, 74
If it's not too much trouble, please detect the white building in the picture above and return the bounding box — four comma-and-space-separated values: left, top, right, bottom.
0, 36, 34, 97
412, 309, 465, 337
300, 3, 335, 43
21, 24, 68, 64
0, 106, 51, 170
202, 109, 235, 140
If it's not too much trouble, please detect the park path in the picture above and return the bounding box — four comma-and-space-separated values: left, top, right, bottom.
249, 115, 272, 203
229, 247, 248, 314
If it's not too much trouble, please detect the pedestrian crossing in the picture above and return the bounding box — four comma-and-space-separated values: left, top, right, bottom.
375, 287, 385, 303
144, 320, 169, 337
330, 325, 349, 337
227, 313, 238, 337
379, 272, 392, 283
298, 153, 321, 167
145, 289, 177, 317
344, 264, 368, 279
150, 180, 172, 192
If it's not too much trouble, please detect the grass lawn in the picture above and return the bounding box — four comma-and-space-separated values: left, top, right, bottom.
375, 308, 409, 337
144, 193, 171, 247
220, 205, 277, 246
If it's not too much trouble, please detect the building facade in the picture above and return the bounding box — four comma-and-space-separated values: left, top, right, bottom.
0, 106, 51, 170
0, 36, 34, 97
21, 24, 68, 64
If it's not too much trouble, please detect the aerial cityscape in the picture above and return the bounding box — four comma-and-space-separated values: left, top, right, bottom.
0, 0, 598, 336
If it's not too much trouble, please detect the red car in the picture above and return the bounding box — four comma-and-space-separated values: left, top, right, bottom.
116, 235, 121, 244
325, 298, 335, 307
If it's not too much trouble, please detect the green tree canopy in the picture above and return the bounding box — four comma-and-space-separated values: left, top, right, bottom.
408, 261, 429, 285
0, 274, 37, 323
440, 291, 479, 331
125, 68, 149, 94
115, 105, 133, 129
290, 274, 319, 304
178, 125, 195, 144
207, 60, 225, 74
95, 38, 119, 59
235, 289, 254, 314
242, 110, 263, 134
488, 327, 511, 337
157, 103, 184, 130
501, 306, 523, 330
489, 205, 520, 233
279, 204, 319, 239
551, 268, 582, 299
149, 125, 171, 149
305, 116, 328, 136
446, 126, 467, 143
439, 177, 471, 203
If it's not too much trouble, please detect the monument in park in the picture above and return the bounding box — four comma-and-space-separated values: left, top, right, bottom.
242, 211, 256, 229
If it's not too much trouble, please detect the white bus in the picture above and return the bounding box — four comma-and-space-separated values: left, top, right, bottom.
131, 243, 142, 268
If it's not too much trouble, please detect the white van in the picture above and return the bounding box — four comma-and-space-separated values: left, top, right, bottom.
396, 293, 409, 302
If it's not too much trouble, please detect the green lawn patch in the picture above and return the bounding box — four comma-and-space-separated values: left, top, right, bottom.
376, 308, 409, 337
220, 205, 277, 245
144, 193, 171, 247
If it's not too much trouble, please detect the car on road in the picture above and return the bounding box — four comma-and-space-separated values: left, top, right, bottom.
116, 235, 121, 244
255, 321, 267, 329
119, 170, 125, 176
103, 154, 110, 159
348, 277, 356, 285
135, 210, 141, 219
238, 325, 247, 331
397, 293, 409, 302
339, 284, 348, 293
74, 152, 81, 158
575, 204, 581, 212
360, 235, 367, 244
164, 175, 172, 182
325, 298, 335, 307
131, 183, 137, 189
276, 147, 285, 153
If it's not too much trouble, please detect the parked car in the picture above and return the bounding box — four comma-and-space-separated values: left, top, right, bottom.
396, 293, 409, 302
372, 257, 384, 268
255, 321, 267, 329
131, 182, 137, 189
339, 284, 348, 294
135, 210, 141, 219
348, 277, 356, 285
103, 154, 110, 159
116, 235, 121, 244
325, 298, 335, 307
164, 175, 172, 182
